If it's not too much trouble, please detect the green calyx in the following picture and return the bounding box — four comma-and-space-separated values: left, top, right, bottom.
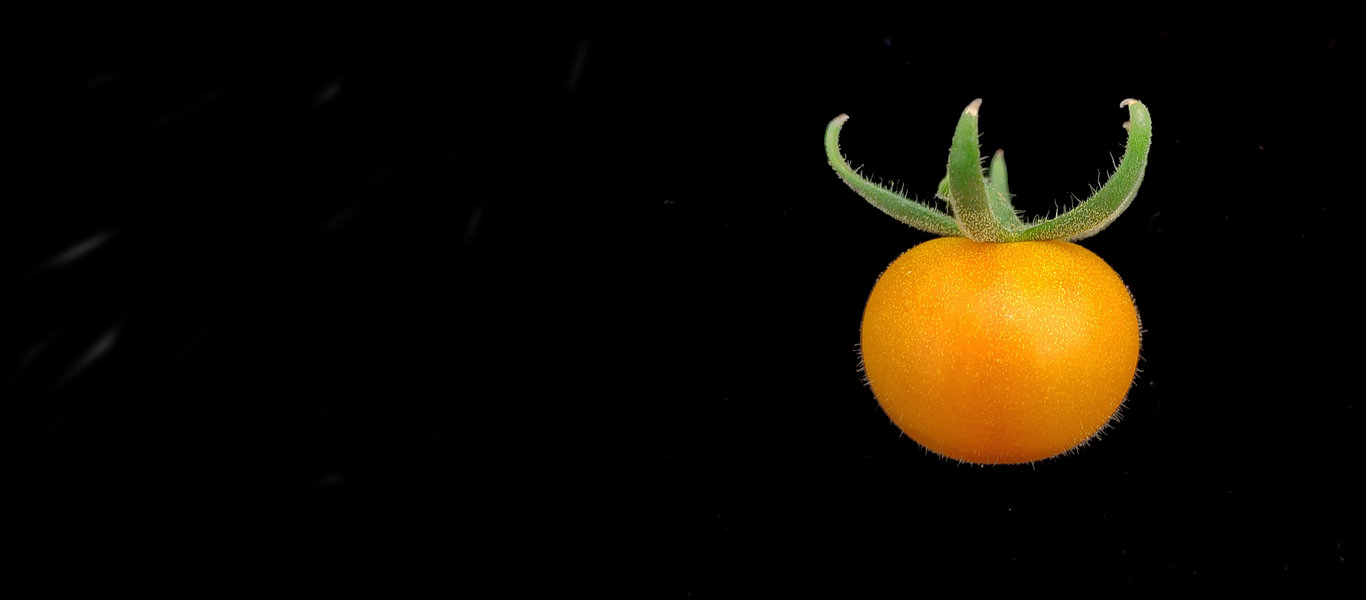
825, 99, 1152, 242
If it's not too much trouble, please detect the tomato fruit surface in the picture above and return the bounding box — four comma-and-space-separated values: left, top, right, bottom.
859, 237, 1141, 464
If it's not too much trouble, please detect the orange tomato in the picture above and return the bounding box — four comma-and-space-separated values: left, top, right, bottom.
859, 237, 1141, 464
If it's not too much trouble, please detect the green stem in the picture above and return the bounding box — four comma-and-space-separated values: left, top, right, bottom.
945, 100, 1015, 242
825, 114, 961, 236
988, 149, 1023, 228
989, 149, 1010, 199
825, 98, 1151, 243
1012, 99, 1153, 241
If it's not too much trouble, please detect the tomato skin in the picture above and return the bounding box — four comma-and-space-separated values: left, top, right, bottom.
860, 237, 1141, 464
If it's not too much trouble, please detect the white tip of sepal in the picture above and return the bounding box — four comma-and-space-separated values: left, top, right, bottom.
1119, 98, 1140, 108
833, 113, 850, 125
965, 98, 982, 117
1122, 121, 1131, 131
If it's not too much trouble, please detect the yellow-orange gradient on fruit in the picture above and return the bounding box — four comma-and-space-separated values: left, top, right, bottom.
860, 237, 1141, 464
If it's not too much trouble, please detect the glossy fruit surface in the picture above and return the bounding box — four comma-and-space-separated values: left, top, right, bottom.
860, 237, 1141, 464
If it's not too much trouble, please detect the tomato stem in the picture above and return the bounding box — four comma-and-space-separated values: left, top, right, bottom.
946, 99, 1016, 241
1011, 99, 1153, 241
827, 99, 1152, 243
988, 149, 1021, 226
824, 114, 962, 236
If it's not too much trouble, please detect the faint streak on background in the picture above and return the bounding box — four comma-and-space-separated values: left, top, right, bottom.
566, 38, 589, 93
46, 321, 121, 395
9, 319, 75, 382
464, 203, 484, 247
171, 315, 224, 363
38, 229, 116, 271
152, 89, 220, 130
316, 78, 343, 106
84, 71, 122, 91
319, 204, 361, 234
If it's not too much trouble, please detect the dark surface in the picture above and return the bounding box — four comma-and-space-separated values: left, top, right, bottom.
6, 9, 1361, 595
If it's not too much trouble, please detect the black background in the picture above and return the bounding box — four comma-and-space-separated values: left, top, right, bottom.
5, 7, 1361, 595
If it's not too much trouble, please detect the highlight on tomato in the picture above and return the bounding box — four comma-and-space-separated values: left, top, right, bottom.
826, 98, 1152, 465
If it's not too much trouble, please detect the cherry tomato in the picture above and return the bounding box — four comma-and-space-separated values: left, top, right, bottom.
860, 237, 1141, 464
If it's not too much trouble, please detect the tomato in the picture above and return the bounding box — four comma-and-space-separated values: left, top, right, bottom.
828, 98, 1153, 464
859, 237, 1141, 464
